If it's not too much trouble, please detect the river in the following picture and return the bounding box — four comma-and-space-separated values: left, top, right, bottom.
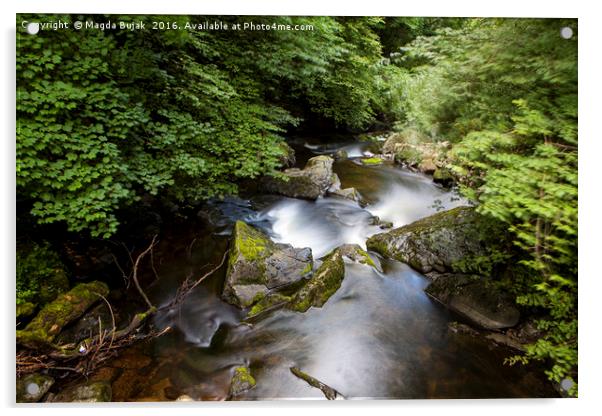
107, 137, 556, 400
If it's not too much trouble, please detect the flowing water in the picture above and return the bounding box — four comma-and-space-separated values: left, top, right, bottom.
109, 138, 557, 401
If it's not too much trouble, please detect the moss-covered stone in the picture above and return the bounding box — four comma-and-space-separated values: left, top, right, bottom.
228, 366, 256, 398
223, 221, 312, 309
433, 167, 454, 188
17, 373, 54, 403
53, 381, 112, 402
338, 244, 377, 268
289, 249, 345, 312
366, 206, 506, 275
16, 281, 109, 348
16, 302, 36, 320
276, 141, 296, 168
260, 155, 336, 200
247, 293, 292, 319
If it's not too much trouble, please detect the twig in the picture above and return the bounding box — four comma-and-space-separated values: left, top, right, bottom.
132, 235, 158, 310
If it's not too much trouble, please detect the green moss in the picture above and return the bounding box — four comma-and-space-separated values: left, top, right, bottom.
394, 147, 423, 166
301, 262, 313, 276
358, 250, 377, 268
17, 281, 109, 348
360, 157, 384, 166
232, 221, 269, 262
17, 242, 70, 308
16, 302, 36, 320
229, 366, 256, 397
289, 249, 345, 312
247, 293, 291, 318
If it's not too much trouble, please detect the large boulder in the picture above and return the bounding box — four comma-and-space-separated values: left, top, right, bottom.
223, 221, 313, 309
382, 129, 449, 174
261, 156, 336, 199
16, 281, 110, 348
366, 206, 504, 275
289, 248, 345, 312
425, 274, 520, 330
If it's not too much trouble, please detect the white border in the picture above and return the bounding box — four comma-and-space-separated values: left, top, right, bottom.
3, 1, 601, 415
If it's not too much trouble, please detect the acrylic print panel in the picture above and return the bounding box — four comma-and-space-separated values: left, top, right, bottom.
15, 14, 577, 402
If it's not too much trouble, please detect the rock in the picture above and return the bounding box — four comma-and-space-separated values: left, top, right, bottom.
53, 381, 112, 402
246, 293, 292, 319
56, 302, 113, 345
228, 366, 256, 398
17, 373, 54, 403
222, 221, 313, 309
425, 275, 520, 330
289, 248, 345, 312
277, 141, 296, 168
333, 149, 348, 160
176, 394, 194, 401
16, 302, 36, 320
337, 244, 377, 268
328, 173, 342, 193
419, 158, 437, 174
448, 321, 479, 336
329, 187, 366, 206
16, 281, 110, 348
433, 167, 454, 188
366, 206, 503, 275
260, 155, 336, 199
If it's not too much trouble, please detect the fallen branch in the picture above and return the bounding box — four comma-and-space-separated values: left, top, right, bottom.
132, 235, 158, 309
290, 367, 343, 400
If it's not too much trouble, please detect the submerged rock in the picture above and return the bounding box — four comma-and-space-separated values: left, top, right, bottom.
16, 281, 110, 348
17, 373, 54, 403
333, 149, 348, 160
366, 206, 503, 275
260, 155, 336, 199
222, 221, 313, 309
53, 381, 112, 402
426, 274, 520, 330
289, 248, 345, 312
228, 366, 256, 398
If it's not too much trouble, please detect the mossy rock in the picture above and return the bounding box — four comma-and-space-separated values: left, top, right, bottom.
247, 293, 292, 319
53, 381, 112, 402
433, 167, 454, 187
337, 244, 377, 269
223, 221, 312, 309
260, 156, 336, 199
289, 248, 345, 312
394, 146, 423, 166
17, 373, 54, 403
366, 206, 506, 275
425, 275, 520, 330
16, 281, 109, 348
16, 302, 36, 320
228, 366, 256, 398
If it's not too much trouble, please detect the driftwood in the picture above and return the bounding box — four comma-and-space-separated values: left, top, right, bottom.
290, 367, 343, 400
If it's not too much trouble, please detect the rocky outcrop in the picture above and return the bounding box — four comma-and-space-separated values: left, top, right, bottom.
17, 373, 54, 403
222, 221, 313, 309
425, 274, 520, 330
289, 248, 345, 312
53, 381, 112, 402
16, 281, 110, 348
337, 244, 377, 268
381, 129, 449, 174
366, 206, 503, 275
261, 156, 336, 199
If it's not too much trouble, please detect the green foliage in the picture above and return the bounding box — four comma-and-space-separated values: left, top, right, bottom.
17, 14, 385, 236
398, 18, 577, 393
16, 242, 70, 307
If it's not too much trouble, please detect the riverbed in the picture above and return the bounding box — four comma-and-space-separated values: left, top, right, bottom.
104, 137, 557, 400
